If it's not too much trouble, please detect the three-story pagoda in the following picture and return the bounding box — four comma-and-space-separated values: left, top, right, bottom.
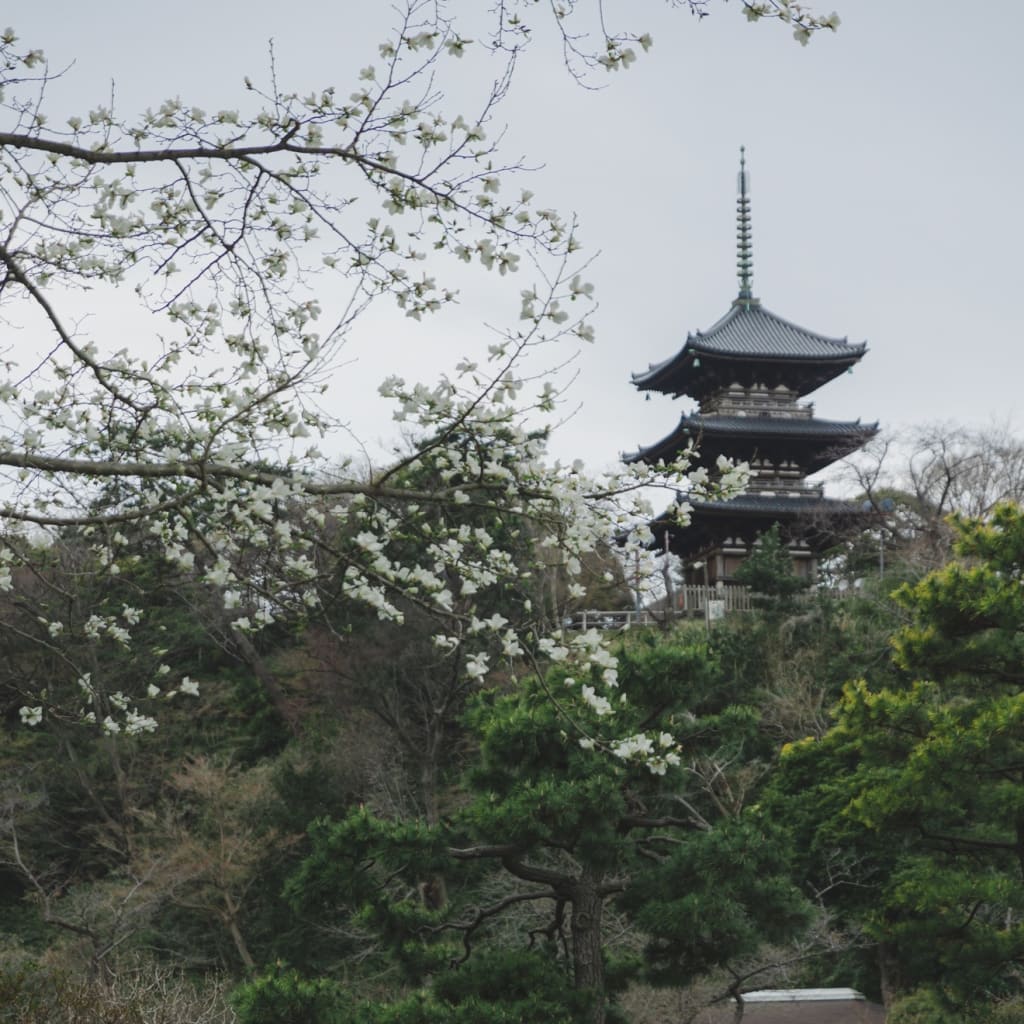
627, 150, 877, 584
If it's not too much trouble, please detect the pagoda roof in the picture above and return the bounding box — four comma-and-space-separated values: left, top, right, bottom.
626, 413, 878, 471
645, 493, 865, 561
633, 300, 867, 400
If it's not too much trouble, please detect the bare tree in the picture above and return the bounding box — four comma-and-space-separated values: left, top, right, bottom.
835, 422, 1024, 578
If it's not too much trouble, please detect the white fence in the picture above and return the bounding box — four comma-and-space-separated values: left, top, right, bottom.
564, 585, 752, 631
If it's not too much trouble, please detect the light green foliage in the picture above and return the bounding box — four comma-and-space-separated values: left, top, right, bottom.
773, 503, 1024, 1007
891, 503, 1024, 685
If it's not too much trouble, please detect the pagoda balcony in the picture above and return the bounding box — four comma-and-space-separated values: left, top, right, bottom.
745, 478, 824, 497
701, 397, 815, 419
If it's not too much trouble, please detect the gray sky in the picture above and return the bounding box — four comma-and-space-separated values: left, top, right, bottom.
10, 1, 1024, 477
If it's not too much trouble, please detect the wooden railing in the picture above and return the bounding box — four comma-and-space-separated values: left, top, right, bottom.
561, 584, 876, 631
674, 584, 753, 613
563, 585, 752, 631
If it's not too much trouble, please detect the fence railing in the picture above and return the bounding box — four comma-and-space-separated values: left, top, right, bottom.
564, 585, 752, 631
675, 584, 753, 613
562, 584, 870, 631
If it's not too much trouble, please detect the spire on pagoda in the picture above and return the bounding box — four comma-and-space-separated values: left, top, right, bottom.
627, 148, 878, 586
736, 146, 754, 302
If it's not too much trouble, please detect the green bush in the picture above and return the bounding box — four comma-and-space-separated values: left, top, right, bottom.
232, 969, 354, 1024
889, 988, 961, 1024
232, 951, 588, 1024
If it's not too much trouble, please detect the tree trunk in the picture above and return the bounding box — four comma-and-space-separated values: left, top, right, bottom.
878, 940, 901, 1008
571, 869, 606, 1024
222, 893, 256, 971
232, 630, 301, 734
416, 749, 448, 910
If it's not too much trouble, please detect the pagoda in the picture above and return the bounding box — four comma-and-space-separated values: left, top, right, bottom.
627, 149, 877, 585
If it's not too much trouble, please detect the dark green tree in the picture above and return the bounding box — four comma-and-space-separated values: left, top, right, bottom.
733, 524, 811, 606
272, 632, 809, 1024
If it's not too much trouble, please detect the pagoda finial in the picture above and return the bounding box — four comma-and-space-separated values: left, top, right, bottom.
736, 146, 754, 301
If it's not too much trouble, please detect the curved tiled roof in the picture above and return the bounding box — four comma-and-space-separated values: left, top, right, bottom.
625, 413, 878, 470
691, 301, 862, 359
633, 300, 867, 399
677, 413, 874, 439
684, 494, 863, 516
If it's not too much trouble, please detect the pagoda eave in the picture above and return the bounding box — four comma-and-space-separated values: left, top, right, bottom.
632, 299, 868, 401
646, 495, 866, 563
633, 351, 863, 402
625, 416, 879, 473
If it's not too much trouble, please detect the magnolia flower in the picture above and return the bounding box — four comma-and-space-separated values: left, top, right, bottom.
465, 652, 489, 680
580, 685, 613, 717
569, 275, 594, 299
125, 710, 158, 735
19, 706, 42, 726
179, 677, 200, 697
205, 560, 232, 587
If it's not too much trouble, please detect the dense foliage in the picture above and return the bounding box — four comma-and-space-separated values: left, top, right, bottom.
8, 4, 1024, 1023
770, 503, 1024, 1017
6, 500, 1024, 1021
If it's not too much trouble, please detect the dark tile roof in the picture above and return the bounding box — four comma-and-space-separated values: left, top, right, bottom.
679, 414, 876, 438
644, 493, 868, 559
690, 301, 865, 359
632, 300, 867, 398
624, 414, 878, 469
685, 494, 863, 516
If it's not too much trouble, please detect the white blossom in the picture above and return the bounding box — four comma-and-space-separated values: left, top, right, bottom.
465, 652, 490, 680
19, 705, 43, 726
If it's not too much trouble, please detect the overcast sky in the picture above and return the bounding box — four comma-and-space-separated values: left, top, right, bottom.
10, 1, 1024, 478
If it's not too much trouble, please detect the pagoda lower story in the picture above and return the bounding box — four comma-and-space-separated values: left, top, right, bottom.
646, 493, 868, 585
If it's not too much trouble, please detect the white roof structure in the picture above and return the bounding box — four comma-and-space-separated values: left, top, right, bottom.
743, 989, 867, 1003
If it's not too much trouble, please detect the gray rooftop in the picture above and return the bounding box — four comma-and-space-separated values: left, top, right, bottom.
682, 493, 865, 516
625, 413, 878, 468
693, 993, 887, 1024
692, 299, 860, 360
674, 413, 876, 438
633, 300, 867, 397
690, 301, 864, 359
